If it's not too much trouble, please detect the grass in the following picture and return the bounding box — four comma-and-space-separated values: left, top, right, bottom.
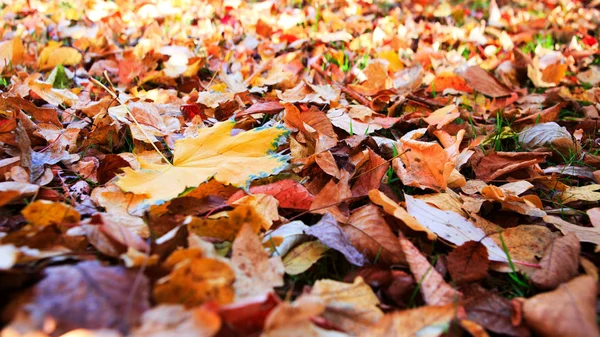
497, 232, 532, 298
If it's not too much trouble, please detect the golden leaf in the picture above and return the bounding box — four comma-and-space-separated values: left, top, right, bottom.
38, 41, 82, 70
21, 200, 80, 227
116, 120, 289, 204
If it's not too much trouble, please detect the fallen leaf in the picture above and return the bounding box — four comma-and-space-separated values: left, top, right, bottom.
21, 200, 80, 227
38, 41, 82, 70
558, 184, 600, 203
304, 213, 366, 266
231, 223, 284, 299
282, 240, 329, 275
530, 233, 580, 289
187, 204, 263, 241
368, 189, 436, 240
238, 179, 315, 210
264, 220, 310, 257
462, 284, 530, 337
423, 104, 460, 129
447, 241, 490, 284
461, 66, 512, 97
399, 236, 461, 306
361, 304, 459, 337
405, 194, 509, 262
392, 128, 463, 191
4, 261, 149, 335
218, 292, 281, 336
518, 122, 574, 154
523, 275, 600, 337
153, 248, 235, 307
132, 304, 221, 337
231, 194, 280, 230
116, 120, 289, 204
310, 277, 383, 335
543, 215, 600, 250
344, 204, 405, 265
470, 150, 549, 182
352, 149, 388, 197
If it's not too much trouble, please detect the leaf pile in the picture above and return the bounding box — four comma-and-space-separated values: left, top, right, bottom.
1, 0, 600, 336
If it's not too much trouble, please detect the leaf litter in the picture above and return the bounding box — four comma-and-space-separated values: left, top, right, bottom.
0, 0, 600, 336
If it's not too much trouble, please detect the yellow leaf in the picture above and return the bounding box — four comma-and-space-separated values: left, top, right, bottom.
369, 190, 436, 240
377, 50, 403, 73
116, 120, 289, 204
21, 200, 80, 227
0, 37, 24, 72
38, 41, 82, 70
187, 205, 263, 241
558, 184, 600, 203
231, 194, 280, 230
153, 248, 235, 307
283, 241, 329, 275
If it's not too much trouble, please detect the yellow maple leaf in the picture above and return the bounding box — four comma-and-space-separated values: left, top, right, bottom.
38, 41, 82, 70
116, 120, 289, 204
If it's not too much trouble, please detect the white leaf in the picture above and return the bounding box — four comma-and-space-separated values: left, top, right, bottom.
405, 194, 508, 262
518, 122, 573, 152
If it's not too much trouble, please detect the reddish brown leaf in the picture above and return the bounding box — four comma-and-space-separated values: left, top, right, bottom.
530, 233, 580, 289
352, 149, 388, 197
470, 150, 550, 182
447, 241, 490, 284
461, 66, 512, 97
97, 154, 131, 185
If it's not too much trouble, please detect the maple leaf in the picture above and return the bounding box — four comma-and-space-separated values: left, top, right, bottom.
116, 120, 289, 204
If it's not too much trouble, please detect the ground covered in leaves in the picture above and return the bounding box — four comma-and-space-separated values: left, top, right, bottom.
1, 0, 600, 336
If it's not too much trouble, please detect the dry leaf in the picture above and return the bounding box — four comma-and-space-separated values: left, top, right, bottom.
447, 241, 490, 284
523, 275, 600, 337
116, 120, 289, 204
21, 200, 80, 227
530, 233, 580, 289
283, 240, 329, 275
153, 248, 235, 307
232, 223, 284, 299
304, 213, 366, 266
368, 189, 436, 240
132, 305, 221, 337
405, 194, 509, 262
361, 304, 459, 337
344, 204, 405, 265
399, 236, 461, 306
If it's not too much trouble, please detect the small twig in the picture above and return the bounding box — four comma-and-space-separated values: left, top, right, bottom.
309, 63, 370, 106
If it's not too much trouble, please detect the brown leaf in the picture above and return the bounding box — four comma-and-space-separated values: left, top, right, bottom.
5, 261, 149, 335
461, 66, 512, 97
470, 150, 550, 182
352, 149, 388, 197
523, 275, 600, 337
530, 233, 580, 289
97, 155, 131, 185
344, 204, 405, 266
447, 241, 490, 284
310, 170, 352, 222
399, 236, 461, 306
231, 223, 284, 300
462, 284, 531, 337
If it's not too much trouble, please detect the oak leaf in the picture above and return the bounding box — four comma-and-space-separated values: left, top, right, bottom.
115, 120, 288, 204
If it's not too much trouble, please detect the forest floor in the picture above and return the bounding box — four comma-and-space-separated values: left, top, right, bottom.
1, 0, 600, 336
